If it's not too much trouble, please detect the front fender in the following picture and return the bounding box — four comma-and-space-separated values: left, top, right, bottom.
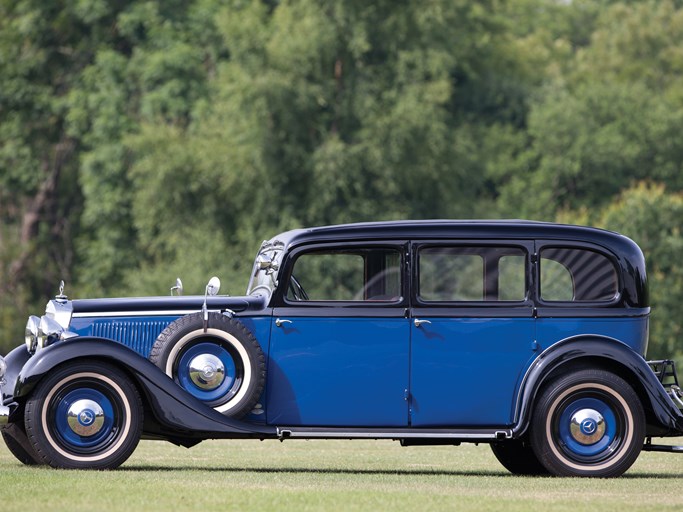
13, 337, 275, 439
513, 336, 683, 437
2, 344, 31, 401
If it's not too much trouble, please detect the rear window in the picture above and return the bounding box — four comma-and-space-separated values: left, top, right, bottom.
540, 247, 618, 302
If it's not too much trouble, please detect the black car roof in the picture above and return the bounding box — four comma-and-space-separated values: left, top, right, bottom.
269, 220, 648, 308
271, 220, 634, 252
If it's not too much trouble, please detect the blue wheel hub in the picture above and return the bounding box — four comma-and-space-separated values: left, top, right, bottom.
176, 342, 239, 404
55, 388, 115, 449
558, 397, 618, 459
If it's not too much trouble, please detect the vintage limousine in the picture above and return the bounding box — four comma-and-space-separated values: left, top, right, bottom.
0, 220, 681, 476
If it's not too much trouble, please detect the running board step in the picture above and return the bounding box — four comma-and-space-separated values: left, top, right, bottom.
276, 427, 512, 441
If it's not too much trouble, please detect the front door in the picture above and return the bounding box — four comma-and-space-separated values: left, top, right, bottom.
409, 242, 536, 427
267, 243, 410, 427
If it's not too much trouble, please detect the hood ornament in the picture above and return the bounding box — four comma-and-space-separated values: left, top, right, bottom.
55, 280, 68, 303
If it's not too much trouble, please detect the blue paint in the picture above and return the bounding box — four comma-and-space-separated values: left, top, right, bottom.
266, 317, 409, 426
67, 313, 649, 430
69, 316, 180, 357
536, 317, 649, 355
410, 317, 536, 426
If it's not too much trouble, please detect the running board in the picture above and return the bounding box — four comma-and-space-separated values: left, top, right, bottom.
276, 427, 512, 441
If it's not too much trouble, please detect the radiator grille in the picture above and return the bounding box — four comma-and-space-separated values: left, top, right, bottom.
91, 320, 169, 357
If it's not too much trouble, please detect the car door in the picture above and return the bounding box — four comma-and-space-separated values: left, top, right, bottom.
409, 241, 536, 427
267, 242, 410, 427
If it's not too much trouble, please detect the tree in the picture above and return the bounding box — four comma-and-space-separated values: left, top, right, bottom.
495, 0, 683, 219
598, 183, 683, 363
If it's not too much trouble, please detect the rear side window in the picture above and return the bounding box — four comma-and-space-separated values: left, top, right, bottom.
540, 247, 618, 302
418, 246, 527, 302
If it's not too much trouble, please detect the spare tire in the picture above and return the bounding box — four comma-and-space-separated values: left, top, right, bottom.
149, 312, 266, 418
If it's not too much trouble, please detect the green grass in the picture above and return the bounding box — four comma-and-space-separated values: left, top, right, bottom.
0, 437, 682, 511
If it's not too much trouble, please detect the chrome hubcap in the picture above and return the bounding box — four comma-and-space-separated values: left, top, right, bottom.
188, 354, 226, 390
67, 399, 105, 437
569, 408, 605, 445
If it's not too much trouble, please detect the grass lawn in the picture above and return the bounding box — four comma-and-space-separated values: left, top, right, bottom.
0, 436, 681, 511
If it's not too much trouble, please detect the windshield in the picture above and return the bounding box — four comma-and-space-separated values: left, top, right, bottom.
246, 239, 285, 297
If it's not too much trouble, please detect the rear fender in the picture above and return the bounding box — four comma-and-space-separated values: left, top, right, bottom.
513, 336, 683, 437
13, 337, 275, 439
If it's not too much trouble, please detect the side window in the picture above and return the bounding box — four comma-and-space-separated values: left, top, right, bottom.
287, 248, 402, 302
540, 247, 618, 302
418, 246, 527, 302
498, 255, 527, 301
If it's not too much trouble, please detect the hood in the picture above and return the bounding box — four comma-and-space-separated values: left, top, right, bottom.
71, 294, 268, 315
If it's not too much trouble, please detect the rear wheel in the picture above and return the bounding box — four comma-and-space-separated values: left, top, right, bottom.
530, 369, 644, 477
24, 361, 143, 469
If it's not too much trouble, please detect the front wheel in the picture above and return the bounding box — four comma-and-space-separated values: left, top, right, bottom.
24, 361, 143, 469
530, 369, 645, 477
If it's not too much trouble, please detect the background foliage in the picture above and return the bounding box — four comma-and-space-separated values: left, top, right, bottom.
2, 0, 683, 363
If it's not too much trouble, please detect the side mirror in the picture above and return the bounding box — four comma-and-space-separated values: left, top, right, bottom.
206, 276, 221, 297
171, 278, 184, 296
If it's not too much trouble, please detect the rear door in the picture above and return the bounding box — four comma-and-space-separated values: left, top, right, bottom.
409, 241, 536, 427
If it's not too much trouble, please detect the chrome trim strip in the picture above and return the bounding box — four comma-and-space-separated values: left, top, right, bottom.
276, 428, 512, 440
72, 310, 220, 318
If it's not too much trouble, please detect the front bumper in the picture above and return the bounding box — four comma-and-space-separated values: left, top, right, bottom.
0, 355, 9, 425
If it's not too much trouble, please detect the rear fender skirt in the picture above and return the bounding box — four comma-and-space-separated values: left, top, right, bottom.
513, 336, 683, 437
12, 338, 275, 438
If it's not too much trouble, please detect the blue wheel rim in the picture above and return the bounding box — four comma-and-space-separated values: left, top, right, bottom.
555, 395, 622, 462
54, 388, 115, 449
175, 341, 241, 405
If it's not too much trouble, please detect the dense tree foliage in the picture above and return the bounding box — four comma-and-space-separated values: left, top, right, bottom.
1, 0, 683, 364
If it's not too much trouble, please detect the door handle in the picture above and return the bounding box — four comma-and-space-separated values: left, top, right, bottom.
275, 318, 292, 327
414, 318, 432, 328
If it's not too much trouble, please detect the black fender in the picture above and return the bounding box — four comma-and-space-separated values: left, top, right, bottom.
2, 344, 32, 401
11, 337, 276, 440
512, 336, 683, 438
